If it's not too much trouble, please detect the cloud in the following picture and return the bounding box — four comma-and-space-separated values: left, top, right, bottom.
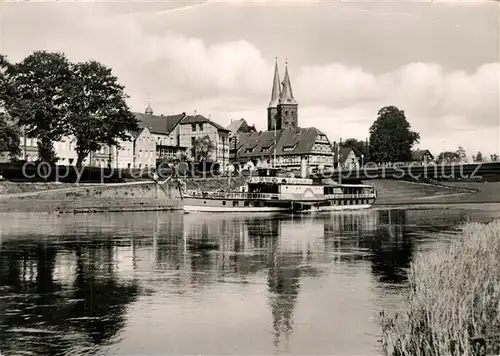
2, 1, 499, 156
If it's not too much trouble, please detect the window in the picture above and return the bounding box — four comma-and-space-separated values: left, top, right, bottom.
191, 124, 196, 132
199, 123, 203, 131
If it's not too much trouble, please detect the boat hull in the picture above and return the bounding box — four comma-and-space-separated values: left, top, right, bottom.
313, 204, 372, 212
182, 197, 292, 213
182, 196, 375, 213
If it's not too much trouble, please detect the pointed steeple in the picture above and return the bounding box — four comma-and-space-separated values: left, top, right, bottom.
280, 60, 297, 105
268, 58, 281, 108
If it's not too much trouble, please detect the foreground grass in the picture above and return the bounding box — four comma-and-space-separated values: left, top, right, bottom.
381, 221, 500, 356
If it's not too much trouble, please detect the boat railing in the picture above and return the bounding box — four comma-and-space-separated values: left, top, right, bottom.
325, 193, 376, 199
185, 190, 377, 201
248, 176, 313, 185
186, 190, 283, 200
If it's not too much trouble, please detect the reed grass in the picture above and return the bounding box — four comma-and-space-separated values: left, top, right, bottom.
381, 220, 500, 356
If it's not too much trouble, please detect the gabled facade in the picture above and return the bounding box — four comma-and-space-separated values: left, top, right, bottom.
90, 127, 156, 169
335, 147, 359, 169
233, 127, 334, 171
412, 149, 434, 164
135, 107, 187, 163
179, 114, 230, 169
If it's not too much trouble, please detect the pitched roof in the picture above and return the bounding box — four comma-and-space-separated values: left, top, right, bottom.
336, 147, 356, 164
412, 149, 434, 161
135, 112, 185, 135
227, 119, 245, 133
234, 127, 325, 159
129, 126, 151, 139
269, 59, 281, 108
279, 64, 297, 105
181, 114, 230, 132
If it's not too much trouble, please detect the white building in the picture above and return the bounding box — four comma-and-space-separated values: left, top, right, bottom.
91, 127, 156, 169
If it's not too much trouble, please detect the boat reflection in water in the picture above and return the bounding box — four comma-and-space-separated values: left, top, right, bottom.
0, 207, 479, 356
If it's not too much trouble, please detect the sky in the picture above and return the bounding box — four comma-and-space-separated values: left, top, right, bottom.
1, 0, 499, 158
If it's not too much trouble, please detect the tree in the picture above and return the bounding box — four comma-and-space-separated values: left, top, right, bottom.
456, 146, 467, 163
65, 61, 138, 168
0, 113, 20, 160
369, 106, 420, 163
437, 151, 459, 164
491, 153, 499, 162
5, 51, 73, 163
340, 138, 368, 159
192, 135, 215, 161
473, 151, 483, 162
0, 56, 19, 160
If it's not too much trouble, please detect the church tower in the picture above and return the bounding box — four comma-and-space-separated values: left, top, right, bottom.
277, 61, 298, 130
267, 58, 282, 131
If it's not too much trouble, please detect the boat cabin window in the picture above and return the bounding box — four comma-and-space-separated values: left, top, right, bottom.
256, 168, 278, 177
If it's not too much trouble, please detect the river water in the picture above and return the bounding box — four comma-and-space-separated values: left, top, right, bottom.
1, 204, 500, 356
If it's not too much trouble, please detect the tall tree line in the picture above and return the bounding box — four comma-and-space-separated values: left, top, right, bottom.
0, 51, 138, 168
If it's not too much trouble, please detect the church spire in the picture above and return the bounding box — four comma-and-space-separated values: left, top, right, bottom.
280, 60, 297, 105
268, 57, 281, 108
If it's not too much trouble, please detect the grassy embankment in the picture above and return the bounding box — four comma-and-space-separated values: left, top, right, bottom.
0, 181, 81, 195
381, 221, 500, 356
0, 176, 493, 204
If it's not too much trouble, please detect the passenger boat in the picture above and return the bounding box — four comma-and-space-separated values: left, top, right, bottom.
180, 168, 376, 213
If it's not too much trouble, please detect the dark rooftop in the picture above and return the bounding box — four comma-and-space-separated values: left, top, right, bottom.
135, 112, 186, 135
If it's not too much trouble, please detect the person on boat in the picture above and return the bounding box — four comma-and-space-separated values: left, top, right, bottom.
152, 169, 160, 183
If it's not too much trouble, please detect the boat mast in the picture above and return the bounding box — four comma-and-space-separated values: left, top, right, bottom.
274, 119, 277, 168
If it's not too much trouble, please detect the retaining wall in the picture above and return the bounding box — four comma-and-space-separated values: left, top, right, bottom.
0, 182, 183, 214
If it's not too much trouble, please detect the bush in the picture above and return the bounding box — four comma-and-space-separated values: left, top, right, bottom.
381, 221, 500, 356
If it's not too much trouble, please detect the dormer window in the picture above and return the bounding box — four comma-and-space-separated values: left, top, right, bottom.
283, 144, 297, 152
261, 145, 272, 152
245, 148, 254, 154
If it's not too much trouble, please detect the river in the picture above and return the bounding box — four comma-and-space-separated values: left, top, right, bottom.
0, 204, 499, 355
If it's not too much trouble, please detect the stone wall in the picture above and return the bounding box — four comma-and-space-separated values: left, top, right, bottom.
0, 182, 183, 214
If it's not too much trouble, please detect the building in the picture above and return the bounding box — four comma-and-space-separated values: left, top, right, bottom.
232, 59, 334, 172
179, 114, 230, 169
134, 106, 188, 164
227, 118, 257, 135
335, 147, 359, 169
234, 127, 334, 171
267, 60, 298, 131
227, 118, 257, 164
412, 149, 434, 164
91, 127, 156, 169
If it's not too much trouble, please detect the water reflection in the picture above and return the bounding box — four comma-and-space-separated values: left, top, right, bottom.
0, 205, 499, 355
0, 237, 140, 356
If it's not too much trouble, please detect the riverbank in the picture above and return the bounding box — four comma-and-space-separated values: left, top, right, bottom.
381, 221, 500, 356
0, 181, 182, 213
0, 178, 498, 214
